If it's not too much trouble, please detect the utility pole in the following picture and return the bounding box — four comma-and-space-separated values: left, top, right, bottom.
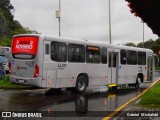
109, 0, 112, 44
56, 0, 61, 37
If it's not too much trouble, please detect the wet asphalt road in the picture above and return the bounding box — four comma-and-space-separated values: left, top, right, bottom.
0, 75, 159, 120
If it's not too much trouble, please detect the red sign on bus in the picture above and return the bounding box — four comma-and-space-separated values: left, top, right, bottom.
12, 36, 39, 55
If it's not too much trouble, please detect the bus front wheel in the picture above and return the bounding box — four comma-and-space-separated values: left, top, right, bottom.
76, 76, 87, 93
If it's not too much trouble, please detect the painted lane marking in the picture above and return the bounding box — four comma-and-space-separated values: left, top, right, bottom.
103, 78, 160, 120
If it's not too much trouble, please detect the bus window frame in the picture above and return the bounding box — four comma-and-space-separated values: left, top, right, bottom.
86, 45, 100, 64
50, 42, 67, 62
68, 44, 85, 63
127, 50, 138, 65
101, 47, 107, 64
138, 51, 146, 65
45, 44, 50, 55
120, 49, 127, 65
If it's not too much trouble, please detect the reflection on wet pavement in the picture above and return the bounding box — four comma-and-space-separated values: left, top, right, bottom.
0, 88, 140, 112
0, 76, 159, 119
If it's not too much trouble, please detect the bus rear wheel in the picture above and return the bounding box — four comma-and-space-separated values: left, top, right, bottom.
76, 76, 87, 93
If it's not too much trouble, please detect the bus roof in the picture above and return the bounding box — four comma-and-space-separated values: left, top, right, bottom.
13, 34, 153, 53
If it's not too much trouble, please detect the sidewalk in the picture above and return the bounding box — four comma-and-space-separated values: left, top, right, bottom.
103, 78, 160, 120
111, 98, 160, 120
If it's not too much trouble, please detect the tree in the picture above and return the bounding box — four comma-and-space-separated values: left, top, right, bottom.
137, 39, 155, 49
124, 42, 136, 47
151, 44, 159, 54
154, 38, 160, 46
0, 0, 14, 21
0, 0, 14, 36
0, 0, 38, 47
0, 10, 6, 38
0, 36, 11, 46
137, 42, 143, 48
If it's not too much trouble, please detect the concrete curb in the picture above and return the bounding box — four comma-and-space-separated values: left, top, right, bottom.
103, 78, 160, 120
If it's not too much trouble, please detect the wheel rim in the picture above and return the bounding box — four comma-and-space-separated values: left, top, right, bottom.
137, 77, 142, 88
78, 79, 85, 91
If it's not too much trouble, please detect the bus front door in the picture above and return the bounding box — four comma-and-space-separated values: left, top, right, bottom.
147, 56, 154, 81
108, 52, 119, 86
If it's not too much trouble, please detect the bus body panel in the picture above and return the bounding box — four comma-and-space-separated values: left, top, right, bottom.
46, 70, 57, 88
10, 34, 155, 89
43, 63, 108, 88
12, 59, 36, 78
10, 34, 45, 87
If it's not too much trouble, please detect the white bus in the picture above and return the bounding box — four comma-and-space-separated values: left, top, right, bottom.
9, 34, 155, 93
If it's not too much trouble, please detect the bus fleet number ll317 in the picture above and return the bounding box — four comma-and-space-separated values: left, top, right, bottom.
58, 64, 67, 68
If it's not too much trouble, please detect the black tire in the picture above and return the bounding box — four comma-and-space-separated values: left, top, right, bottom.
76, 76, 87, 93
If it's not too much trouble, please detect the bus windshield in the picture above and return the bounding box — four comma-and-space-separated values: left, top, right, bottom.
12, 36, 39, 59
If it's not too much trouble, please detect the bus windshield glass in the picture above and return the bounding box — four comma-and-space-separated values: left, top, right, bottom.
12, 36, 39, 59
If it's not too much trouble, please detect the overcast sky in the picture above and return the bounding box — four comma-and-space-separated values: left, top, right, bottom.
10, 0, 158, 45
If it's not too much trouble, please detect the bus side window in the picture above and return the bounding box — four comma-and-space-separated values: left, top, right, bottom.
101, 47, 107, 64
68, 44, 85, 63
45, 44, 50, 54
127, 50, 137, 65
120, 49, 126, 64
138, 52, 146, 65
51, 42, 67, 62
86, 46, 100, 64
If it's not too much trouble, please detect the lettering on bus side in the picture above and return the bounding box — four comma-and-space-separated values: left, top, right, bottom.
25, 61, 35, 67
15, 40, 34, 50
58, 64, 67, 69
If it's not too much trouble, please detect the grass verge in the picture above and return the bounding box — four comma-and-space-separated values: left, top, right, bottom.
139, 82, 160, 109
155, 66, 160, 70
0, 75, 32, 89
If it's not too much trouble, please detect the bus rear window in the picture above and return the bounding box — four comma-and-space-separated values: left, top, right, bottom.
12, 36, 39, 59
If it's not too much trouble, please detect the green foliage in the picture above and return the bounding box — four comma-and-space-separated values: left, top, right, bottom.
0, 0, 37, 47
155, 66, 160, 70
0, 36, 11, 46
151, 44, 159, 54
125, 38, 160, 58
0, 10, 7, 36
0, 0, 14, 21
137, 39, 155, 49
0, 75, 29, 88
0, 0, 14, 38
139, 83, 160, 108
125, 42, 136, 47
